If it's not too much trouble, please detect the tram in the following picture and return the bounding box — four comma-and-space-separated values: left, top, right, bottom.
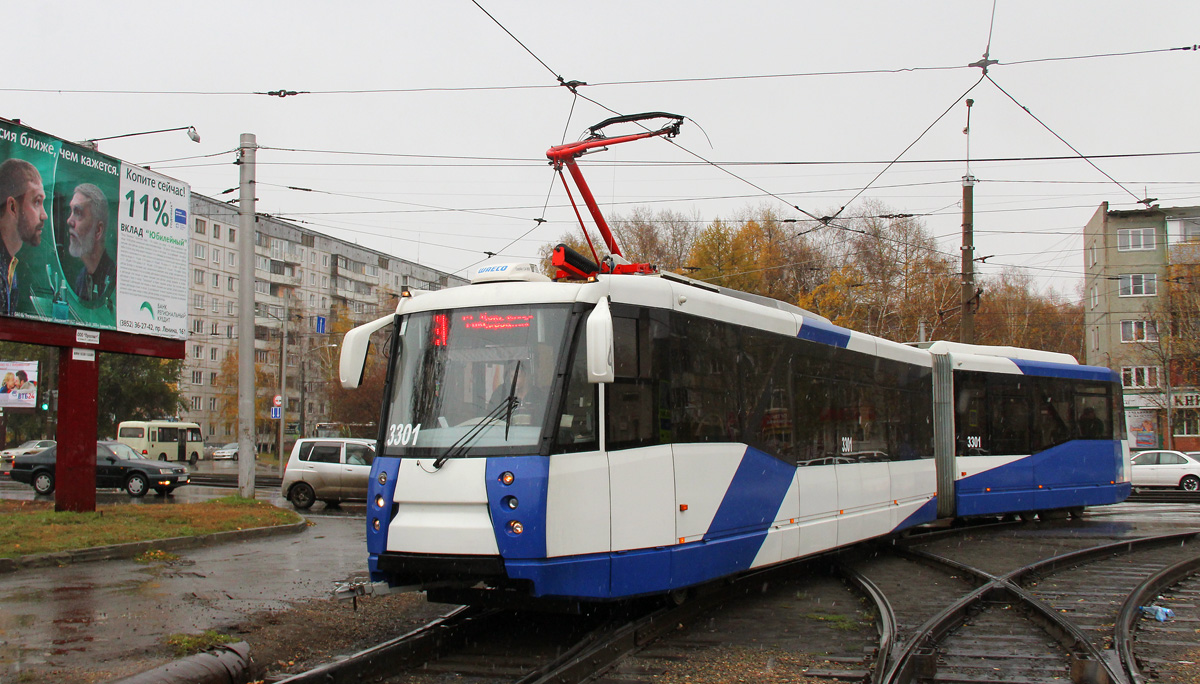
338, 114, 1129, 603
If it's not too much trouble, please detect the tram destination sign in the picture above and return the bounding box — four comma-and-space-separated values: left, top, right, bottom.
0, 118, 189, 341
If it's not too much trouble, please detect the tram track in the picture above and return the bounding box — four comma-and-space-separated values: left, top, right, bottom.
265, 518, 1200, 684
848, 527, 1200, 684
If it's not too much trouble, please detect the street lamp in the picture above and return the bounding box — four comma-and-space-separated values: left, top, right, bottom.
77, 126, 201, 151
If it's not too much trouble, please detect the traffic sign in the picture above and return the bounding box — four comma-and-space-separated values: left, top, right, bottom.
316, 316, 326, 334
271, 406, 281, 420
273, 395, 282, 407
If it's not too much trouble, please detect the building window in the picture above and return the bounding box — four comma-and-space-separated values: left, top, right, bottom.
212, 249, 221, 265
192, 318, 203, 333
210, 372, 218, 385
195, 218, 206, 235
213, 223, 221, 240
229, 252, 237, 267
229, 228, 236, 243
194, 293, 205, 309
1092, 326, 1099, 351
256, 350, 269, 363
1089, 243, 1097, 267
322, 254, 329, 267
228, 276, 236, 291
191, 396, 202, 410
209, 397, 218, 411
1120, 319, 1158, 343
1090, 286, 1098, 309
254, 280, 269, 294
225, 424, 233, 436
1117, 227, 1155, 251
212, 272, 221, 288
194, 243, 206, 260
194, 268, 205, 284
227, 301, 235, 315
1178, 410, 1200, 436
1122, 366, 1160, 388
1118, 274, 1157, 297
192, 370, 203, 385
211, 321, 219, 335
227, 324, 234, 337
192, 344, 203, 359
211, 297, 220, 313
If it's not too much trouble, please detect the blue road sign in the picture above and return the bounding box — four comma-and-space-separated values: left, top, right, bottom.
316, 316, 326, 334
271, 406, 281, 420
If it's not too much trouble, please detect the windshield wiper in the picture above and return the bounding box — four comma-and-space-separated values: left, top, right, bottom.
432, 361, 522, 470
504, 361, 521, 441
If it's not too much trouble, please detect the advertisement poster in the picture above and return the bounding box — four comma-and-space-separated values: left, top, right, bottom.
1126, 408, 1158, 449
0, 360, 38, 409
0, 119, 188, 340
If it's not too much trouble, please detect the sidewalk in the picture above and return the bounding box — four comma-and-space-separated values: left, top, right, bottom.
0, 514, 372, 683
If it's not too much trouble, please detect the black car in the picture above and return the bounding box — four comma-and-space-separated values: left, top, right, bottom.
10, 441, 190, 497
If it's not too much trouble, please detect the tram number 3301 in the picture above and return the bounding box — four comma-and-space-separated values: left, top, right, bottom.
385, 423, 421, 446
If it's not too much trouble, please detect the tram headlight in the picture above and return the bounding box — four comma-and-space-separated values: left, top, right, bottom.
499, 471, 515, 486
508, 520, 523, 535
372, 518, 381, 531
375, 495, 386, 508
503, 495, 518, 510
378, 472, 387, 486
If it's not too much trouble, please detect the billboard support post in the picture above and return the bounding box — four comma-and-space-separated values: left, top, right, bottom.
55, 347, 99, 513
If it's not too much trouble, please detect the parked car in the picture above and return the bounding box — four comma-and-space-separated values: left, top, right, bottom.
211, 442, 241, 460
1, 440, 56, 476
1130, 450, 1200, 491
280, 438, 375, 510
10, 441, 190, 497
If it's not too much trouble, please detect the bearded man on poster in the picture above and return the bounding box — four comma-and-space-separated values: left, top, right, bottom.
67, 183, 115, 302
0, 159, 47, 315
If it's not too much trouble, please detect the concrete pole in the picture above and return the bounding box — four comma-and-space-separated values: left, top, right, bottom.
278, 294, 287, 477
237, 134, 257, 498
960, 175, 976, 345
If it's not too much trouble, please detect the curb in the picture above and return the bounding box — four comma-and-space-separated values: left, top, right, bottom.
0, 519, 309, 574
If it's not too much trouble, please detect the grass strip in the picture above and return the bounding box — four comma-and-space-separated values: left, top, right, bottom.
0, 496, 300, 559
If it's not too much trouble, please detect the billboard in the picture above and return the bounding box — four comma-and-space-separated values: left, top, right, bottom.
0, 360, 39, 409
0, 119, 189, 340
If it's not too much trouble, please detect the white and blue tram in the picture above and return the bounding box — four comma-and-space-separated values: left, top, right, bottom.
339, 262, 1129, 602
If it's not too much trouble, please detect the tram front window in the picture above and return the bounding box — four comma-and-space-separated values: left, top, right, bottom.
382, 304, 571, 455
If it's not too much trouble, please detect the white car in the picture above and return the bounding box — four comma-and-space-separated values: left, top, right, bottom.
1, 439, 56, 476
280, 438, 375, 510
1130, 450, 1200, 491
211, 442, 240, 460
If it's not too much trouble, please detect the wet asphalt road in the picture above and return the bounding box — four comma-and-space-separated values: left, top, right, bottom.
0, 465, 371, 681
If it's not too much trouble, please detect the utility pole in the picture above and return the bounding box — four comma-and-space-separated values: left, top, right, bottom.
278, 293, 288, 478
237, 134, 257, 498
960, 99, 977, 345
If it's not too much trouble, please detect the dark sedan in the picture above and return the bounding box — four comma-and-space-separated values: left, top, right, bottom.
10, 441, 190, 497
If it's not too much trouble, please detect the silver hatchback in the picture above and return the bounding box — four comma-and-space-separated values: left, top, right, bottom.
281, 438, 376, 509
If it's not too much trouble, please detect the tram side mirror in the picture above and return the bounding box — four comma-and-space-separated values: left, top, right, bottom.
340, 314, 395, 389
586, 298, 614, 383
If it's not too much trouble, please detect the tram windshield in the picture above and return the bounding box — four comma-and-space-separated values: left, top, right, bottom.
381, 304, 572, 455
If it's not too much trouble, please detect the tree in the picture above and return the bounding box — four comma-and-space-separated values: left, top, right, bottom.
97, 354, 187, 438
973, 268, 1083, 357
213, 349, 275, 446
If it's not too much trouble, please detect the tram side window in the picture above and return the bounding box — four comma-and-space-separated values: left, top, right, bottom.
955, 372, 988, 455
989, 376, 1032, 456
553, 327, 598, 453
1031, 377, 1074, 452
605, 310, 668, 449
734, 326, 792, 463
1074, 388, 1110, 439
667, 314, 737, 444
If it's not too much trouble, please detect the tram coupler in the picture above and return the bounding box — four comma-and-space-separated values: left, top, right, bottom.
333, 579, 394, 609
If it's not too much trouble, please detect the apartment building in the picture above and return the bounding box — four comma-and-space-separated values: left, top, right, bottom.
1083, 202, 1200, 450
180, 193, 467, 446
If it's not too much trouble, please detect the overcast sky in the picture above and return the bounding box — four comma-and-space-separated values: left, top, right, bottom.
6, 1, 1198, 297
